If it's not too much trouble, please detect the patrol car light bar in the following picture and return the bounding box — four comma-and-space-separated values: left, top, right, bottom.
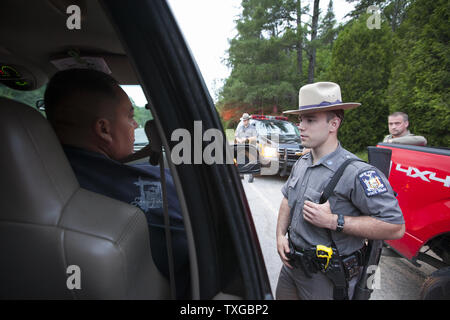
251, 115, 288, 121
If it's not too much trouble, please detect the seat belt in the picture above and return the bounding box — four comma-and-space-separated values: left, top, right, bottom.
319, 158, 363, 300
142, 118, 177, 300
144, 118, 177, 300
120, 113, 178, 299
158, 150, 177, 300
319, 158, 362, 205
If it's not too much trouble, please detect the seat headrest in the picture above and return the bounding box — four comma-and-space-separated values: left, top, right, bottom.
0, 97, 79, 225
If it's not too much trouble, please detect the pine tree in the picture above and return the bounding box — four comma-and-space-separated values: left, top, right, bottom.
296, 0, 303, 80
320, 0, 337, 46
307, 0, 320, 83
218, 0, 305, 126
346, 0, 411, 31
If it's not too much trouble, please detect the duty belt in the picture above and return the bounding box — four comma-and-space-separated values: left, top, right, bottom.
287, 227, 365, 297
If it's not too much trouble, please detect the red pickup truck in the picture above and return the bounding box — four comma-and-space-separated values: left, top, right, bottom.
377, 143, 450, 299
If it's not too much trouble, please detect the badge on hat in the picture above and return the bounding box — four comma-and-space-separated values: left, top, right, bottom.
358, 170, 387, 197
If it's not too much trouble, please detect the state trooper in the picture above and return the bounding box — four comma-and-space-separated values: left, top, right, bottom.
235, 113, 257, 144
275, 82, 405, 300
235, 113, 258, 182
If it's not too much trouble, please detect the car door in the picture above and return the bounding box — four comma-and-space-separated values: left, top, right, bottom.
101, 0, 272, 300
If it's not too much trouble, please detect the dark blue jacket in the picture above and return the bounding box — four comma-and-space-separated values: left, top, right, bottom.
63, 145, 190, 299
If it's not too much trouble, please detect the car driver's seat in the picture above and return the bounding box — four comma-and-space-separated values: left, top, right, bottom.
0, 97, 170, 299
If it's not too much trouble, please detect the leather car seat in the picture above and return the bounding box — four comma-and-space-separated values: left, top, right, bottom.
0, 97, 170, 299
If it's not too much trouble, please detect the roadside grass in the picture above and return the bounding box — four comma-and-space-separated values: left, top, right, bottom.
225, 129, 235, 144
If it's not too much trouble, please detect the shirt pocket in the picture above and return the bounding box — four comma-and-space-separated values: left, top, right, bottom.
287, 176, 299, 208
303, 187, 322, 204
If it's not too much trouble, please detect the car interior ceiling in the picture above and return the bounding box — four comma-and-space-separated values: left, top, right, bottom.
0, 0, 199, 299
0, 0, 140, 85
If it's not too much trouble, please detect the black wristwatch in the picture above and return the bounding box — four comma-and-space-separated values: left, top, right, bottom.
336, 214, 345, 232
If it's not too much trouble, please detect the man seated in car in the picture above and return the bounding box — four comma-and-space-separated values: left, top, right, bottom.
43, 68, 189, 299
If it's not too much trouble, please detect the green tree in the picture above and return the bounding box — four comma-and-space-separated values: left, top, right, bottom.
307, 0, 320, 83
133, 106, 153, 128
314, 0, 338, 81
319, 0, 337, 46
218, 0, 302, 126
386, 0, 450, 146
296, 0, 304, 80
345, 0, 411, 31
329, 14, 394, 152
219, 0, 338, 127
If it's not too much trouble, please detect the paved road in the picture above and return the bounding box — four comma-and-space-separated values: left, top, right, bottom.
241, 174, 436, 300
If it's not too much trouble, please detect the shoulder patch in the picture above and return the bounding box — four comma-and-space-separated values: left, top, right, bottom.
358, 170, 388, 197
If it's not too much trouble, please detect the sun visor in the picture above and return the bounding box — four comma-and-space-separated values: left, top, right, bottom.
51, 56, 112, 74
49, 51, 139, 84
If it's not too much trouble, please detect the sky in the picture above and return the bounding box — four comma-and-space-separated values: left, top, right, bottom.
125, 0, 356, 106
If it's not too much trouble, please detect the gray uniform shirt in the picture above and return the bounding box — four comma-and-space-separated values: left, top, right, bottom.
235, 123, 257, 139
281, 143, 404, 256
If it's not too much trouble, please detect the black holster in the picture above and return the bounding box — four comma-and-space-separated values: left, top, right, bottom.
352, 240, 383, 300
287, 231, 318, 278
324, 255, 349, 300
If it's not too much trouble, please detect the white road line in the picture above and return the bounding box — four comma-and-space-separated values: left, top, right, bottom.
246, 181, 279, 217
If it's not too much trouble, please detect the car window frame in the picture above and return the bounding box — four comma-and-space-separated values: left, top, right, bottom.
101, 0, 272, 300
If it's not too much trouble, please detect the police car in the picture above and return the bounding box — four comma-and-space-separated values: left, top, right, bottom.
237, 115, 304, 176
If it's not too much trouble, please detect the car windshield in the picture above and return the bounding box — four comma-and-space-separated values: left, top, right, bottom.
134, 127, 148, 145
255, 119, 300, 136
121, 85, 151, 146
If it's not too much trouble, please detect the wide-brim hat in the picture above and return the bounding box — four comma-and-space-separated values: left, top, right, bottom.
240, 113, 251, 120
283, 82, 360, 115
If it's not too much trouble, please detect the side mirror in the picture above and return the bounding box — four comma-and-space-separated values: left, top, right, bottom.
367, 146, 392, 178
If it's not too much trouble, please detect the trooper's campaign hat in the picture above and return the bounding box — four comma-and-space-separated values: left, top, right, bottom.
284, 82, 360, 115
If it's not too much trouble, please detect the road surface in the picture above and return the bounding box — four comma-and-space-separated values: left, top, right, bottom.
241, 174, 436, 300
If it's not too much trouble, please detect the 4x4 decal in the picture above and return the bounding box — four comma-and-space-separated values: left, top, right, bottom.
395, 164, 450, 187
